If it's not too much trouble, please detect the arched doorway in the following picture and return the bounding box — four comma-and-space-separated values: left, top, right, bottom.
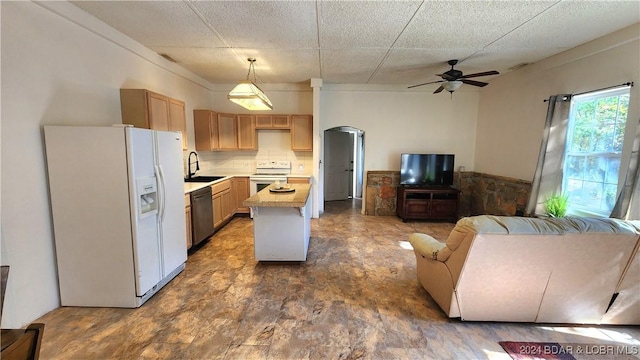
323, 126, 365, 201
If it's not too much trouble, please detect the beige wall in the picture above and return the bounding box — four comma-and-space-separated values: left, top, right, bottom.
0, 1, 213, 328
319, 84, 480, 173
475, 23, 640, 181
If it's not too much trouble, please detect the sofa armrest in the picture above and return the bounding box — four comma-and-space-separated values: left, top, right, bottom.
409, 233, 449, 261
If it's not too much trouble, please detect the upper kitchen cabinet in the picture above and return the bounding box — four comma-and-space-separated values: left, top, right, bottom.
217, 113, 238, 150
237, 115, 257, 150
255, 115, 290, 129
290, 115, 313, 151
194, 109, 220, 151
168, 99, 187, 150
120, 89, 187, 150
194, 110, 240, 151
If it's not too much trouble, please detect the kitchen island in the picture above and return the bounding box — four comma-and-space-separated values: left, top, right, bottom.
243, 183, 312, 261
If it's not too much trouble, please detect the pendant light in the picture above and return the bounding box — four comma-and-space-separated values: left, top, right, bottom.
227, 58, 273, 111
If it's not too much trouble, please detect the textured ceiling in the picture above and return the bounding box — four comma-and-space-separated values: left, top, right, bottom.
71, 0, 640, 88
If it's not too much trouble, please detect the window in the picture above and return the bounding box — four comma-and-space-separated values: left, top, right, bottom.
562, 87, 630, 216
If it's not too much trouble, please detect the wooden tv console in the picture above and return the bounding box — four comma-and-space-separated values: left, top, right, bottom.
396, 186, 460, 222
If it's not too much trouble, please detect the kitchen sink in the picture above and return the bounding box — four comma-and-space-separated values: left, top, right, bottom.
184, 176, 225, 183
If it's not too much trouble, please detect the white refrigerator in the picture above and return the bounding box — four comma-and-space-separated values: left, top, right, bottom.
44, 125, 187, 307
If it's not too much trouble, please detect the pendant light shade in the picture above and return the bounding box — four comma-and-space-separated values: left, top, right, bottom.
228, 58, 273, 111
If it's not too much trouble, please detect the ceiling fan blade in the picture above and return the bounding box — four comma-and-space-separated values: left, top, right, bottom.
459, 70, 499, 79
407, 80, 444, 89
461, 79, 489, 87
433, 85, 445, 94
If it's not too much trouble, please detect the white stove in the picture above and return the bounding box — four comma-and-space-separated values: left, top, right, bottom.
249, 160, 291, 195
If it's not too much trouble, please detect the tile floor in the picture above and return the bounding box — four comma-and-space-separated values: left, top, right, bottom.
35, 199, 640, 359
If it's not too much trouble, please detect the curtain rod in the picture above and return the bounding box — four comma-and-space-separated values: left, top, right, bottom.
543, 81, 634, 102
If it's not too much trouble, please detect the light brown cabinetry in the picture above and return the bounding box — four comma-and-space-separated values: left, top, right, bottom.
255, 115, 290, 129
195, 110, 238, 151
184, 194, 192, 250
287, 177, 310, 184
237, 115, 258, 150
212, 180, 233, 230
290, 115, 313, 151
194, 109, 219, 151
120, 89, 187, 150
232, 177, 250, 214
169, 99, 187, 150
218, 113, 238, 150
195, 110, 258, 151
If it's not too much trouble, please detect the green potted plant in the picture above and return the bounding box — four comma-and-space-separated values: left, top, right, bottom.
545, 193, 569, 217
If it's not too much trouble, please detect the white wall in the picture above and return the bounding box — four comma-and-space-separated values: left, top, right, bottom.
0, 1, 213, 328
475, 23, 640, 181
319, 85, 479, 172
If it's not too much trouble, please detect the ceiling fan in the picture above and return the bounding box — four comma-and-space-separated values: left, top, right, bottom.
408, 59, 499, 94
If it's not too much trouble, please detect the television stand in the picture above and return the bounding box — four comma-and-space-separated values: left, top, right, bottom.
396, 186, 459, 222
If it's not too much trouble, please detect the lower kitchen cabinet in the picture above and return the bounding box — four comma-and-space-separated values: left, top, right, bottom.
232, 177, 250, 214
212, 180, 233, 230
185, 194, 192, 249
287, 177, 310, 184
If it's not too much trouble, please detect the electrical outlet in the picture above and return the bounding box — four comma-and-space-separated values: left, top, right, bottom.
298, 164, 304, 171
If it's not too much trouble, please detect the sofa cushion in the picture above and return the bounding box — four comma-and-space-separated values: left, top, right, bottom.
408, 233, 446, 260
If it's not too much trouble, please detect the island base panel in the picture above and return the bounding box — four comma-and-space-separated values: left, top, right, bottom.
253, 201, 311, 261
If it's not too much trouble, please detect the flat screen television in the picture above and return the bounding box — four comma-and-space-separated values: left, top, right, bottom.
400, 153, 455, 186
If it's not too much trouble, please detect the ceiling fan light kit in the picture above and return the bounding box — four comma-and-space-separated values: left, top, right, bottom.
409, 59, 499, 96
442, 80, 462, 93
228, 58, 273, 111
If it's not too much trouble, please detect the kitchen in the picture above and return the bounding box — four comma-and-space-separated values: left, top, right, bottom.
42, 116, 313, 309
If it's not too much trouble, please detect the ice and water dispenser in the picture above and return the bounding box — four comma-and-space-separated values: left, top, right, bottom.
136, 177, 158, 217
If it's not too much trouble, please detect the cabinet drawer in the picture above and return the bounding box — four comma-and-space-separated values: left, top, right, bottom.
287, 177, 310, 184
211, 180, 231, 194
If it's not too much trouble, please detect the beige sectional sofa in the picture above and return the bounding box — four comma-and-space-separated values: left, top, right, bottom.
409, 215, 640, 324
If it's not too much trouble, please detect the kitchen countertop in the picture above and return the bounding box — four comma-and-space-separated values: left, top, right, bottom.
183, 173, 312, 194
243, 184, 311, 208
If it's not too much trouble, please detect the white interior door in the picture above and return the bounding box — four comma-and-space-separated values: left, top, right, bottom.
324, 130, 352, 201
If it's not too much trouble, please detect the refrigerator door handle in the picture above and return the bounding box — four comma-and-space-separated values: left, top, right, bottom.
155, 164, 166, 222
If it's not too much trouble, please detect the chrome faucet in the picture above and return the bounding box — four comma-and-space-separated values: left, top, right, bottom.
187, 151, 199, 179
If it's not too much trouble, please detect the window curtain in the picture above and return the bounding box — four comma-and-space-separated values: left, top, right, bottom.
610, 116, 640, 220
526, 94, 572, 216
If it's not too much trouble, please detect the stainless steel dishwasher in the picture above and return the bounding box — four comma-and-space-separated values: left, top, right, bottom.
190, 186, 214, 247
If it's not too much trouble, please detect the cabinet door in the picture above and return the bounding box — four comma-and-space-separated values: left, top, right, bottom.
194, 110, 219, 151
218, 113, 238, 150
233, 177, 250, 213
255, 115, 273, 129
147, 92, 170, 131
169, 99, 187, 150
291, 115, 313, 151
185, 205, 192, 249
273, 115, 291, 128
212, 193, 223, 229
237, 115, 257, 150
221, 189, 233, 221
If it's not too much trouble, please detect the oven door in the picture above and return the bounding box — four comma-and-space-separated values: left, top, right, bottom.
250, 176, 286, 195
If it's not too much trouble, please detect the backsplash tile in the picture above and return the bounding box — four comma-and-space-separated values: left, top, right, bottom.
183, 130, 313, 175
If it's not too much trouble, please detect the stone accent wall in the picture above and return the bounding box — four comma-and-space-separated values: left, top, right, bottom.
364, 171, 400, 215
364, 170, 531, 218
461, 172, 532, 217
